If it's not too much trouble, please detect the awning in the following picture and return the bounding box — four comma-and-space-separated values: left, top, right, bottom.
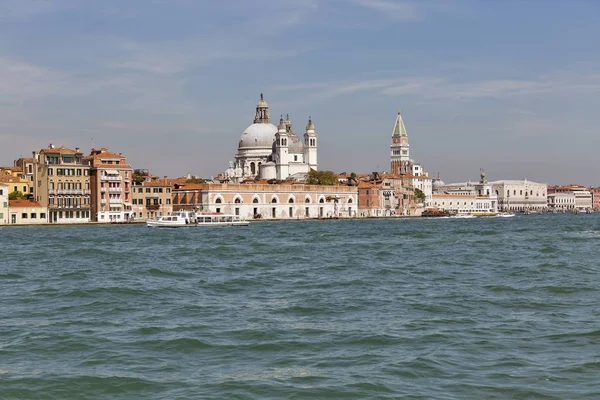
105, 169, 119, 175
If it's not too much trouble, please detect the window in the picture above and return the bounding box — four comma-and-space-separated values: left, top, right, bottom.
0, 189, 2, 195
305, 197, 310, 203
48, 168, 53, 176
289, 207, 293, 217
294, 155, 298, 161
288, 197, 294, 203
215, 198, 222, 203
22, 213, 27, 219
40, 213, 46, 219
348, 198, 353, 203
77, 169, 82, 176
319, 198, 324, 203
166, 199, 171, 205
235, 198, 241, 204
0, 213, 3, 219
31, 213, 36, 219
146, 188, 151, 193
271, 198, 277, 203
253, 198, 259, 203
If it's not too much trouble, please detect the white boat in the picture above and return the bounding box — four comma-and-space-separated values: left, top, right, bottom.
196, 213, 249, 227
146, 210, 197, 228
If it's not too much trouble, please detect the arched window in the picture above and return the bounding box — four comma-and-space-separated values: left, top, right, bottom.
50, 181, 54, 189
271, 198, 278, 203
215, 198, 222, 204
288, 197, 294, 203
305, 197, 310, 203
250, 162, 256, 175
348, 198, 353, 203
530, 190, 533, 195
234, 198, 241, 204
319, 198, 325, 203
520, 190, 523, 195
366, 199, 370, 207
253, 198, 259, 203
514, 190, 516, 195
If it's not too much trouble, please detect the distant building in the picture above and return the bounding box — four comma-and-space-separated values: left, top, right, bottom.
430, 170, 498, 214
589, 187, 600, 210
132, 173, 177, 220
388, 109, 432, 202
0, 166, 31, 197
0, 183, 8, 225
85, 148, 133, 223
490, 180, 547, 212
32, 145, 91, 224
224, 94, 317, 182
173, 183, 357, 219
8, 198, 47, 225
547, 185, 592, 212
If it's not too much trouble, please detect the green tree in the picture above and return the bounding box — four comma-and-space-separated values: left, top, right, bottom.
186, 177, 206, 184
8, 191, 24, 200
414, 188, 426, 203
306, 170, 339, 185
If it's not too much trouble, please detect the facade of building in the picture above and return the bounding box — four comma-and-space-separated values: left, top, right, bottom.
173, 183, 357, 219
86, 148, 133, 222
589, 187, 600, 210
14, 157, 36, 194
0, 183, 8, 225
7, 199, 47, 225
33, 145, 91, 224
430, 171, 498, 214
490, 180, 547, 212
224, 94, 317, 182
547, 185, 592, 212
0, 167, 31, 197
132, 175, 174, 221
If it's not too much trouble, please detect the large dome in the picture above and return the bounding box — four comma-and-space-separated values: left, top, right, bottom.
238, 123, 278, 150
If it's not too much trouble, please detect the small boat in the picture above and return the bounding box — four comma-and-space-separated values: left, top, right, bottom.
421, 209, 457, 217
146, 210, 197, 228
470, 211, 498, 217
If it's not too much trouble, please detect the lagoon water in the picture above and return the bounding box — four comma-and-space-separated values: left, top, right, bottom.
2, 214, 600, 399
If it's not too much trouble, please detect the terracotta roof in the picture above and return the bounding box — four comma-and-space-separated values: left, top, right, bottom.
9, 199, 42, 207
0, 176, 23, 183
39, 146, 82, 155
142, 178, 179, 187
357, 181, 380, 189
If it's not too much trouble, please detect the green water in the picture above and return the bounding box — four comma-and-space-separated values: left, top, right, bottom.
1, 214, 600, 399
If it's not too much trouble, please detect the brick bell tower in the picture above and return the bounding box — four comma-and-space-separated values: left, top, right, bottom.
390, 109, 410, 174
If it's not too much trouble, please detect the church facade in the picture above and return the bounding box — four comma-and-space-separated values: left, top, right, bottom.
224, 94, 318, 182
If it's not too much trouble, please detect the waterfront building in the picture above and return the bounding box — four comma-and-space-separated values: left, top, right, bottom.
0, 183, 8, 225
430, 170, 498, 214
388, 109, 432, 202
223, 94, 317, 182
132, 172, 175, 220
547, 185, 592, 212
0, 166, 31, 197
589, 187, 600, 210
490, 180, 547, 212
356, 173, 415, 217
32, 145, 91, 224
85, 148, 133, 222
173, 183, 357, 219
7, 198, 47, 225
14, 157, 36, 192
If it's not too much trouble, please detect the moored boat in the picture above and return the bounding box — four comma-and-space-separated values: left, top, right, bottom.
196, 213, 249, 227
146, 210, 197, 228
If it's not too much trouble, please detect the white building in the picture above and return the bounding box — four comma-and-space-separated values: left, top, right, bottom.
430, 170, 498, 215
547, 185, 592, 212
490, 180, 548, 212
0, 183, 8, 225
225, 94, 317, 182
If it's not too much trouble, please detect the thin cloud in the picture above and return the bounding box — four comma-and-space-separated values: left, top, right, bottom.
352, 0, 423, 20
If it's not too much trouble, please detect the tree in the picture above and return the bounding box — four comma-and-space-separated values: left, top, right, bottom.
186, 177, 206, 184
414, 188, 426, 203
8, 191, 24, 200
306, 170, 339, 185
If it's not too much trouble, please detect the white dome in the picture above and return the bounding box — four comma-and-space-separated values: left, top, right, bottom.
238, 123, 278, 150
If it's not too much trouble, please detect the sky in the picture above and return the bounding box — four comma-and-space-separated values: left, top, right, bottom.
1, 0, 599, 185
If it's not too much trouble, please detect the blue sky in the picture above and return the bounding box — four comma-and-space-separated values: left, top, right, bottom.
1, 0, 599, 184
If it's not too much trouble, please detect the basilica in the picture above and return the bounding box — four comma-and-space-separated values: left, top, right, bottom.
224, 94, 318, 182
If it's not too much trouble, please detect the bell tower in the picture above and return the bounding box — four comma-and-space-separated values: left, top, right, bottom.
303, 116, 318, 170
390, 109, 409, 174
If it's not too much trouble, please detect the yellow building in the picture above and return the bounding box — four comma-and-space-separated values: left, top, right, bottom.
131, 172, 178, 221
8, 198, 47, 225
33, 145, 91, 223
0, 166, 32, 197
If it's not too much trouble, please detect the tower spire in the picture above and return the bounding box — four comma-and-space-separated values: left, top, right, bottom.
253, 93, 271, 123
392, 109, 407, 137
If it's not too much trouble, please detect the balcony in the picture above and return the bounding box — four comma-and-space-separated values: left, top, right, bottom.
101, 199, 106, 204
101, 175, 122, 181
100, 187, 106, 193
109, 187, 122, 193
48, 189, 56, 195
84, 189, 91, 194
109, 198, 122, 204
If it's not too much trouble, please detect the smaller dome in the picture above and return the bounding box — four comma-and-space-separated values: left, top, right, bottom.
257, 93, 268, 108
306, 117, 315, 131
433, 179, 445, 188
